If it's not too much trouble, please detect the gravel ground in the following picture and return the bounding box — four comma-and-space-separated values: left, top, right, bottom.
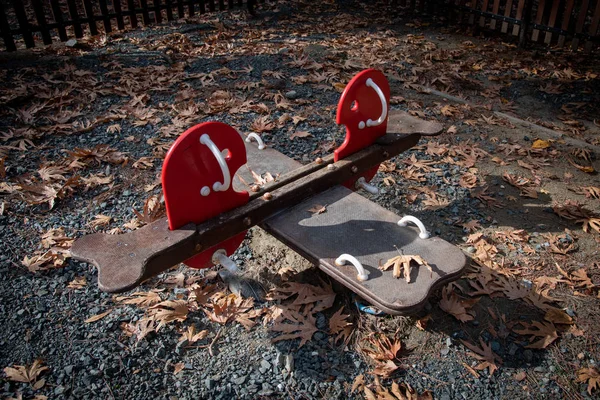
1, 1, 600, 399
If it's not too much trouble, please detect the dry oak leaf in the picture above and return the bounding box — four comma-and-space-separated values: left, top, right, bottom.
115, 290, 163, 307
270, 308, 318, 347
267, 281, 335, 313
328, 307, 353, 344
173, 362, 185, 375
84, 309, 112, 323
179, 325, 209, 344
544, 308, 573, 325
512, 320, 559, 349
461, 338, 502, 375
3, 359, 48, 384
88, 214, 112, 228
379, 255, 433, 283
531, 139, 551, 149
390, 382, 433, 400
290, 130, 312, 140
67, 276, 87, 290
307, 204, 327, 215
577, 367, 600, 395
440, 286, 478, 322
147, 300, 188, 330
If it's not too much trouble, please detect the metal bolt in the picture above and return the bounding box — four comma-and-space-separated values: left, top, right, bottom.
315, 157, 323, 165
195, 244, 202, 252
243, 217, 252, 226
327, 164, 336, 170
251, 185, 260, 193
263, 192, 273, 201
351, 166, 358, 173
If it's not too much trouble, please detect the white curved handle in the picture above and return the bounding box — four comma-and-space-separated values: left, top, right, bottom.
355, 177, 379, 194
245, 133, 265, 150
212, 249, 239, 273
397, 216, 430, 239
335, 254, 369, 282
358, 78, 388, 130
200, 134, 231, 194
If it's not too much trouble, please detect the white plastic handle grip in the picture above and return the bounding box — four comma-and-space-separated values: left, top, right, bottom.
200, 134, 231, 193
212, 249, 239, 273
335, 254, 370, 282
355, 177, 379, 194
397, 216, 430, 239
359, 78, 388, 130
245, 133, 265, 150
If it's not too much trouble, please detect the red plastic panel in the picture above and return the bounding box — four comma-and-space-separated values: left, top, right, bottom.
161, 122, 249, 269
335, 69, 390, 187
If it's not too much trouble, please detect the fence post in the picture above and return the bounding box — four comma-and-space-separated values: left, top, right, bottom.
0, 1, 16, 51
518, 0, 533, 47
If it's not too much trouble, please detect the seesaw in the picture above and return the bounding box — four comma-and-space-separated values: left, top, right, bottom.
71, 69, 467, 315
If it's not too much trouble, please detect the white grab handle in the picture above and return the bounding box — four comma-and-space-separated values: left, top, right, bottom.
200, 134, 231, 193
397, 216, 430, 239
355, 177, 379, 194
212, 249, 239, 273
245, 133, 265, 150
335, 254, 370, 282
358, 78, 388, 130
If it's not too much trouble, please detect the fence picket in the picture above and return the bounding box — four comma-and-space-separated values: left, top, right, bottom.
165, 0, 174, 20
490, 0, 501, 29
66, 0, 84, 37
127, 0, 138, 28
557, 0, 574, 46
98, 0, 112, 33
531, 0, 546, 41
0, 1, 16, 51
512, 0, 526, 35
31, 0, 52, 44
155, 0, 163, 23
140, 0, 151, 24
571, 0, 590, 49
11, 0, 35, 48
82, 0, 98, 35
113, 0, 125, 30
543, 0, 560, 44
585, 0, 600, 51
501, 0, 514, 32
479, 0, 490, 27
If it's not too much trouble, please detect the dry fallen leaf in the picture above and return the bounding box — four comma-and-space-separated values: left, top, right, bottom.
577, 367, 600, 395
531, 139, 551, 149
290, 130, 312, 140
379, 254, 433, 283
84, 309, 112, 323
513, 320, 559, 349
3, 359, 48, 387
173, 362, 185, 375
440, 286, 478, 322
461, 338, 502, 375
307, 204, 327, 215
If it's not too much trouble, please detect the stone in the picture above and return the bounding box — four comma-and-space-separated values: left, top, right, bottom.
65, 39, 78, 47
285, 90, 298, 100
440, 347, 450, 356
231, 376, 246, 385
523, 350, 534, 363
260, 359, 271, 370
205, 378, 215, 390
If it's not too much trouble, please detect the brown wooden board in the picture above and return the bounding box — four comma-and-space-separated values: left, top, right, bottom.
0, 1, 16, 51
571, 0, 591, 49
127, 0, 138, 28
82, 0, 98, 35
140, 0, 151, 24
113, 0, 125, 30
558, 0, 575, 47
98, 0, 113, 33
11, 0, 34, 48
512, 0, 526, 35
502, 0, 515, 33
155, 0, 163, 23
544, 0, 560, 44
165, 0, 174, 20
189, 0, 195, 16
479, 0, 490, 27
31, 0, 52, 44
176, 0, 184, 18
585, 0, 600, 51
66, 0, 83, 37
531, 0, 547, 41
263, 186, 467, 315
490, 0, 501, 29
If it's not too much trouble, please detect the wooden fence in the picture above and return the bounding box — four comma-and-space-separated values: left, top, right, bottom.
0, 0, 598, 52
0, 0, 257, 52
